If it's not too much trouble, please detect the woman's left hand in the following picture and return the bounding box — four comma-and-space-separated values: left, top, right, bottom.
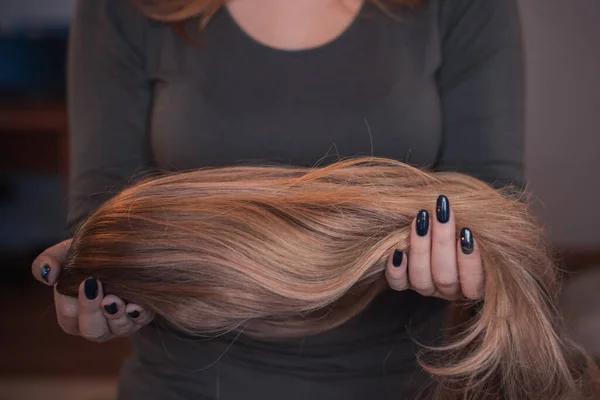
385, 195, 485, 301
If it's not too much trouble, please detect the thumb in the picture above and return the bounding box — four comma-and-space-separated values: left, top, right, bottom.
32, 239, 73, 285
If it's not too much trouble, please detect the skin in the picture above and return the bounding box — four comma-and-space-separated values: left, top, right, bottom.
31, 0, 484, 342
385, 202, 485, 301
32, 199, 484, 342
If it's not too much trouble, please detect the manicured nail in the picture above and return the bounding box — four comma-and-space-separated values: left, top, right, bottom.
41, 264, 50, 283
460, 228, 474, 255
84, 277, 98, 300
392, 249, 404, 267
436, 195, 450, 223
104, 302, 118, 315
128, 310, 140, 319
416, 210, 429, 236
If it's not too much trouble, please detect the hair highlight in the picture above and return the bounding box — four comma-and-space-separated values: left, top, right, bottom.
58, 157, 600, 399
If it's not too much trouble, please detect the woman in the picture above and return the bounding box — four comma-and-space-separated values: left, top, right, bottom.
32, 0, 524, 398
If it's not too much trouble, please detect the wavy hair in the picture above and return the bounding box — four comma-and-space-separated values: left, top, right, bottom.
57, 158, 600, 399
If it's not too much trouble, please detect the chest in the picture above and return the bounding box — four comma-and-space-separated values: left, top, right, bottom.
146, 3, 444, 170
225, 0, 364, 51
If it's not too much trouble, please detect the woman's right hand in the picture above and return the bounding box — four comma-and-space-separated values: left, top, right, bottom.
32, 239, 154, 343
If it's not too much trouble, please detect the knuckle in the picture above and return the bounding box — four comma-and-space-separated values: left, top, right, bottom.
388, 279, 409, 291
409, 246, 430, 258
109, 321, 133, 336
431, 227, 455, 246
433, 276, 459, 292
386, 271, 408, 291
57, 303, 78, 319
432, 234, 454, 247
410, 279, 435, 295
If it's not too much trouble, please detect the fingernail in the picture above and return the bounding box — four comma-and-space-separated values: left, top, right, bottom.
392, 249, 404, 267
41, 264, 50, 283
84, 277, 99, 300
104, 302, 118, 315
460, 228, 474, 255
436, 195, 450, 223
128, 310, 140, 319
416, 210, 429, 236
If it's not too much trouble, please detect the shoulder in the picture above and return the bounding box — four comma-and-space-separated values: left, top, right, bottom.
432, 0, 524, 73
72, 0, 151, 49
436, 0, 522, 42
75, 0, 147, 22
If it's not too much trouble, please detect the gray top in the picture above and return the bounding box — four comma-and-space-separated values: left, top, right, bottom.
66, 0, 524, 398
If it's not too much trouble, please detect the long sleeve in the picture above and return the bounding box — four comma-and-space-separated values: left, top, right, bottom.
66, 0, 154, 234
435, 0, 525, 188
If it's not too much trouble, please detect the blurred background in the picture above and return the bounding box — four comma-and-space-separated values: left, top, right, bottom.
0, 0, 599, 399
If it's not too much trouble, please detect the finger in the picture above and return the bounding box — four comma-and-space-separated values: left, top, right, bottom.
386, 249, 409, 291
457, 228, 485, 300
78, 278, 112, 343
54, 285, 80, 335
31, 239, 72, 285
101, 295, 134, 336
431, 195, 460, 299
407, 210, 435, 296
125, 303, 154, 330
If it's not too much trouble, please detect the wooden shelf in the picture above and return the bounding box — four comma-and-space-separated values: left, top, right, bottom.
0, 101, 69, 177
0, 102, 67, 133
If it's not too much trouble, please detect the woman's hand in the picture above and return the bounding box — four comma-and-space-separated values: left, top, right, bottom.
32, 239, 153, 342
385, 195, 485, 301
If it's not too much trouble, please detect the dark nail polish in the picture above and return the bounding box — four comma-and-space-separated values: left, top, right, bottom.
436, 195, 450, 223
128, 310, 140, 319
416, 210, 429, 236
41, 264, 50, 283
392, 249, 404, 268
104, 303, 118, 315
460, 228, 474, 255
84, 277, 98, 300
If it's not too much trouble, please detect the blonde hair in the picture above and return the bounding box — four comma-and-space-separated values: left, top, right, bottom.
57, 158, 600, 399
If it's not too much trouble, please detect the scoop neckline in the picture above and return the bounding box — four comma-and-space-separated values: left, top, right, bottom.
221, 2, 367, 56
